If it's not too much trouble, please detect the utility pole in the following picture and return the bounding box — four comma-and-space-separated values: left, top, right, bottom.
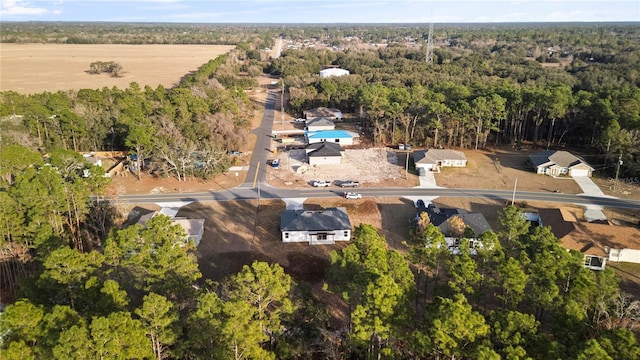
281, 81, 285, 126
405, 150, 410, 179
613, 153, 623, 192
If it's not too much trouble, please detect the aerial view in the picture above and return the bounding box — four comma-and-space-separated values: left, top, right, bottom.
1, 0, 640, 359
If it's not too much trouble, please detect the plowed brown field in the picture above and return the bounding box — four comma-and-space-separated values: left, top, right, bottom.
0, 44, 235, 94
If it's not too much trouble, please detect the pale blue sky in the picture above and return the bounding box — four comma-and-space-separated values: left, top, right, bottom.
1, 0, 639, 23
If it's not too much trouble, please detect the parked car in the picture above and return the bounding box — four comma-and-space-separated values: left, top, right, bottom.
343, 192, 362, 199
312, 180, 331, 187
340, 180, 360, 188
294, 118, 306, 123
271, 159, 280, 168
228, 150, 242, 156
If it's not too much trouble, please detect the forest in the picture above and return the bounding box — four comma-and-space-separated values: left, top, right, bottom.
1, 22, 640, 359
270, 24, 640, 178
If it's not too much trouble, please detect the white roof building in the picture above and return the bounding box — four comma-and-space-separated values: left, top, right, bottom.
319, 68, 350, 78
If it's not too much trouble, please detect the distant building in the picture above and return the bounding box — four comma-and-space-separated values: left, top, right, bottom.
320, 68, 350, 78
303, 107, 343, 121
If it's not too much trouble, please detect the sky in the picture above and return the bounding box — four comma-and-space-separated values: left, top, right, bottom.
1, 0, 639, 23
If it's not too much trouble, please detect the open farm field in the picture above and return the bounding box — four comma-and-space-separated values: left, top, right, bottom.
0, 44, 235, 94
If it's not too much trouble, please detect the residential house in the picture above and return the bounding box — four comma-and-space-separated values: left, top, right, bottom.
444, 237, 490, 256
416, 203, 492, 237
136, 210, 205, 247
320, 68, 350, 78
538, 208, 640, 270
413, 149, 467, 173
303, 107, 343, 121
305, 117, 335, 132
305, 142, 344, 166
280, 207, 352, 245
529, 150, 593, 177
305, 130, 357, 146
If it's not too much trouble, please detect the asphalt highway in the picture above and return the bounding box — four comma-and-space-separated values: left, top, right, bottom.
110, 184, 640, 210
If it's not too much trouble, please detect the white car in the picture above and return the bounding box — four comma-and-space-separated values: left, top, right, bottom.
312, 180, 331, 187
343, 192, 362, 199
294, 118, 306, 123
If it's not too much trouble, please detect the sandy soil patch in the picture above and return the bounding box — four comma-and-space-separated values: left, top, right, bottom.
0, 44, 235, 94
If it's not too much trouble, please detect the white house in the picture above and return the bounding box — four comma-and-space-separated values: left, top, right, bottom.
280, 207, 352, 245
136, 211, 205, 248
413, 149, 468, 172
305, 142, 344, 166
529, 150, 593, 177
305, 117, 335, 132
319, 68, 350, 78
306, 130, 356, 146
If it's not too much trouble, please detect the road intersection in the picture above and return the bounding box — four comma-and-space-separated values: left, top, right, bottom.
112, 89, 640, 212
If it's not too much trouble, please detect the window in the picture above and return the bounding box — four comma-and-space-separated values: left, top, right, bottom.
344, 231, 349, 237
284, 232, 289, 239
585, 256, 604, 268
317, 233, 327, 240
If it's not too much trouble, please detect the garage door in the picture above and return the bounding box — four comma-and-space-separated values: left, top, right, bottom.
570, 169, 590, 177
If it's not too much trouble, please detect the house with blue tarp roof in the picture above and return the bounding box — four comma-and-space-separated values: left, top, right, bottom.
305, 130, 357, 145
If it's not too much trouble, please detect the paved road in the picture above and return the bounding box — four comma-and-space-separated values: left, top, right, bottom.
108, 77, 640, 211
242, 91, 275, 188
113, 184, 640, 209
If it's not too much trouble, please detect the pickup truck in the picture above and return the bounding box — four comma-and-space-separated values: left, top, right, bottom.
340, 180, 360, 188
312, 180, 331, 187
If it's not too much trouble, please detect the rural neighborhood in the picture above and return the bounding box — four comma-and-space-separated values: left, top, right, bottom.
1, 14, 640, 360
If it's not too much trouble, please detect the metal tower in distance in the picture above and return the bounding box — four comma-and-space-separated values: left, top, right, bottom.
426, 22, 434, 64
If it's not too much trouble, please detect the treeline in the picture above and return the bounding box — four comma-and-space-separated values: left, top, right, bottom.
1, 200, 639, 359
0, 22, 277, 47
270, 25, 640, 178
0, 52, 262, 181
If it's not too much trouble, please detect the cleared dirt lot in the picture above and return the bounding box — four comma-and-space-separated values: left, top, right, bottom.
0, 44, 235, 94
268, 147, 418, 188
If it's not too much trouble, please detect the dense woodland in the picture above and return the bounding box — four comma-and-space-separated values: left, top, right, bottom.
1, 23, 640, 359
270, 24, 640, 178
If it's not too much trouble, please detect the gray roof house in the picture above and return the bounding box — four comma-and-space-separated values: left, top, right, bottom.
305, 142, 344, 166
280, 207, 352, 245
413, 149, 467, 172
303, 107, 343, 121
416, 203, 492, 237
305, 117, 336, 132
529, 150, 593, 177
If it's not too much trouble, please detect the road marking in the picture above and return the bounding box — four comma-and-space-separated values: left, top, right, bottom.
253, 162, 260, 188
